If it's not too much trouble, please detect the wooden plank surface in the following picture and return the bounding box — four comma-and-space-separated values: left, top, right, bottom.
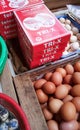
13, 75, 48, 130
0, 60, 17, 102
20, 54, 80, 81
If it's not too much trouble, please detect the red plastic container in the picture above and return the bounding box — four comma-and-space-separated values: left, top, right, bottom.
0, 93, 31, 130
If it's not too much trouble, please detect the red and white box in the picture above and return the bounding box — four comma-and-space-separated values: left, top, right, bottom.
0, 0, 43, 40
14, 4, 71, 69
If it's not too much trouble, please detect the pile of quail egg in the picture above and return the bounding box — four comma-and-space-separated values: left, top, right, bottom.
0, 105, 20, 130
59, 17, 80, 56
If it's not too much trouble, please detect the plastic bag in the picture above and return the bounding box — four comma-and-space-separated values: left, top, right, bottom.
67, 4, 80, 19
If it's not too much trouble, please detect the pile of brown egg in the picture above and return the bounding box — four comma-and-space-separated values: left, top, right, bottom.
33, 61, 80, 130
59, 17, 80, 55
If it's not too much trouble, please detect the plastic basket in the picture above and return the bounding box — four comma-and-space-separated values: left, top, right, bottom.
0, 36, 8, 74
0, 93, 31, 130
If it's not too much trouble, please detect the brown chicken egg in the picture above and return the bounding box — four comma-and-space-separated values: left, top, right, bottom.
34, 78, 46, 89
51, 72, 63, 86
63, 95, 73, 103
44, 72, 53, 81
72, 97, 80, 112
55, 84, 69, 99
60, 120, 79, 130
60, 102, 76, 121
72, 72, 80, 84
71, 84, 80, 97
48, 98, 63, 114
64, 84, 72, 92
63, 74, 72, 84
74, 61, 80, 72
42, 106, 53, 121
47, 120, 59, 130
42, 81, 56, 94
36, 89, 48, 104
64, 63, 74, 75
56, 67, 66, 78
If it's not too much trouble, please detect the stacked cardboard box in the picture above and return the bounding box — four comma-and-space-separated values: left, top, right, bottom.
0, 0, 43, 39
14, 4, 70, 68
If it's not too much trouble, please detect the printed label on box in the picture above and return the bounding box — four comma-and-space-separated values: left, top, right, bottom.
0, 0, 43, 11
14, 4, 69, 45
0, 0, 43, 39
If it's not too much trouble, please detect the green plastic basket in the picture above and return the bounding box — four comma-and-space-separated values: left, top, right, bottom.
0, 36, 8, 74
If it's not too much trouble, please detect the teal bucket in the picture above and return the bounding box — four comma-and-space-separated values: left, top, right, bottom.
0, 36, 8, 74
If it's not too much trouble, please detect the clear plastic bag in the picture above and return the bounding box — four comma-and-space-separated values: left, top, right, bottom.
67, 4, 80, 24
67, 4, 80, 19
